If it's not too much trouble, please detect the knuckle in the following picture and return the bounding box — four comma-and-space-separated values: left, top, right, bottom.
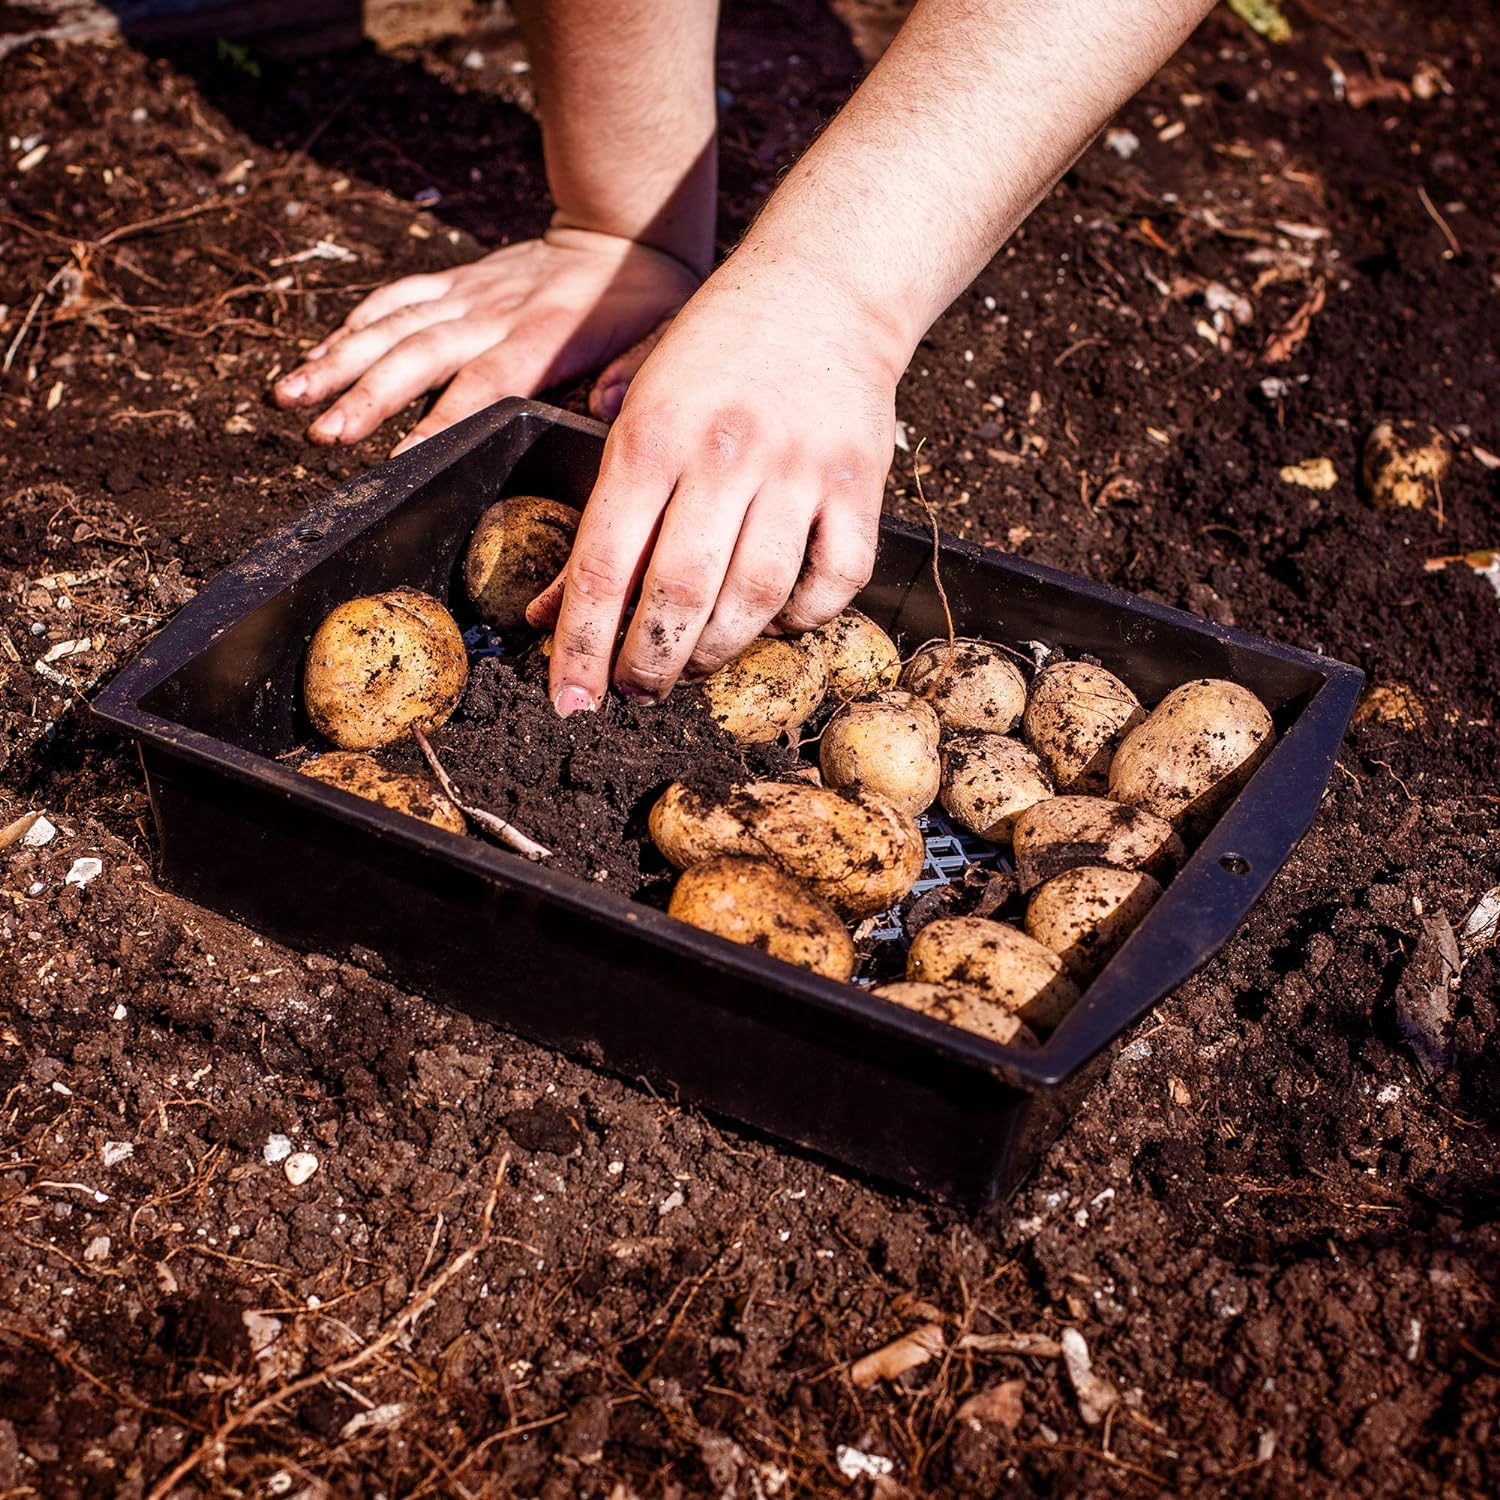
647, 571, 710, 614
699, 407, 757, 470
734, 571, 791, 616
608, 413, 674, 476
567, 548, 631, 601
827, 553, 874, 593
821, 447, 876, 495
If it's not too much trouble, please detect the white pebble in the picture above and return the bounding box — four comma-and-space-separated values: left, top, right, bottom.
101, 1140, 134, 1167
65, 857, 103, 888
22, 816, 56, 848
657, 1189, 684, 1216
836, 1448, 894, 1481
27, 882, 43, 896
83, 1234, 111, 1263
607, 1160, 624, 1175
1104, 127, 1140, 159
284, 1151, 319, 1186
111, 1003, 127, 1021
263, 1133, 292, 1164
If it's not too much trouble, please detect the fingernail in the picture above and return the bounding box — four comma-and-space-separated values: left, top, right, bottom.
553, 684, 596, 717
311, 409, 345, 441
279, 372, 307, 399
596, 382, 626, 419
390, 432, 426, 457
616, 681, 657, 703
307, 342, 329, 360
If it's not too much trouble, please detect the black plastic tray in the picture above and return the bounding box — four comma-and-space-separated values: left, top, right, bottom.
94, 398, 1362, 1206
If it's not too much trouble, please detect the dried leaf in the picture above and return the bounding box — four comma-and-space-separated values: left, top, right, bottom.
957, 1378, 1026, 1430
850, 1323, 945, 1387
1396, 916, 1461, 1078
1352, 683, 1425, 732
1263, 279, 1326, 364
1459, 887, 1500, 957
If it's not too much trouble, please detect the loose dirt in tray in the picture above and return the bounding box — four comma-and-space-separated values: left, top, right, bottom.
380, 653, 795, 895
2, 4, 1498, 1497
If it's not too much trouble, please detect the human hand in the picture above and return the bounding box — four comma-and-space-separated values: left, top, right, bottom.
526, 259, 906, 714
271, 226, 699, 453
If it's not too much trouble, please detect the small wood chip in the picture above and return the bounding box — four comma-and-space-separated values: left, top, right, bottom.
850, 1323, 945, 1387
956, 1378, 1026, 1430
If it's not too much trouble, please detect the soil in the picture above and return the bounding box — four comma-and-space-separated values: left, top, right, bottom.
2, 3, 1498, 1498
379, 651, 795, 896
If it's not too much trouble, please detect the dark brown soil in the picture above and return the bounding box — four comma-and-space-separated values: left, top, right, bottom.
2, 3, 1498, 1498
380, 651, 795, 895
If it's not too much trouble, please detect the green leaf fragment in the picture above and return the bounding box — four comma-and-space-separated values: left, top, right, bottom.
1225, 0, 1292, 44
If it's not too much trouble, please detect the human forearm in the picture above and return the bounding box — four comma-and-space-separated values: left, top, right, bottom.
727, 0, 1213, 365
516, 0, 720, 276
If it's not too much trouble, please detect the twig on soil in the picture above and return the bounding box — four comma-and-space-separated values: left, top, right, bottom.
2, 264, 70, 376
1262, 278, 1326, 364
909, 438, 959, 702
145, 1152, 514, 1500
1415, 186, 1462, 258
1020, 1441, 1166, 1485
412, 729, 551, 860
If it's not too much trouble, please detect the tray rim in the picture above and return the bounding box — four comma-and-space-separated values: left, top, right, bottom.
93, 397, 1365, 1090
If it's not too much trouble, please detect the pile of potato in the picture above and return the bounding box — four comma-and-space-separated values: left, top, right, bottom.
294, 491, 1277, 1052
657, 614, 1274, 1046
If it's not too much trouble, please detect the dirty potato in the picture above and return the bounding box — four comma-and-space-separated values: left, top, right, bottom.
1108, 678, 1273, 836
300, 751, 466, 834
1011, 795, 1185, 892
649, 778, 924, 918
812, 609, 901, 700
905, 917, 1080, 1031
1022, 661, 1145, 791
703, 636, 828, 743
939, 733, 1053, 842
901, 639, 1027, 733
819, 690, 941, 816
464, 495, 581, 630
1025, 865, 1161, 981
1361, 420, 1450, 512
304, 589, 468, 750
871, 981, 1037, 1047
668, 855, 855, 981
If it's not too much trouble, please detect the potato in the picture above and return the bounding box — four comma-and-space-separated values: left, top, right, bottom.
812, 609, 901, 699
1108, 678, 1273, 835
819, 691, 941, 816
703, 636, 827, 743
668, 855, 855, 981
939, 733, 1052, 842
1025, 866, 1161, 981
304, 589, 468, 750
649, 778, 924, 918
1011, 795, 1184, 892
300, 751, 466, 833
464, 495, 581, 630
1361, 420, 1450, 512
871, 981, 1036, 1047
901, 639, 1027, 733
1022, 661, 1145, 792
905, 917, 1080, 1031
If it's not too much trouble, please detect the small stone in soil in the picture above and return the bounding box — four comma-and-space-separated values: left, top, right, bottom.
284, 1151, 319, 1185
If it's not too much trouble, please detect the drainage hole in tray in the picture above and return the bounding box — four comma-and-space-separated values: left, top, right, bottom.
1219, 853, 1252, 875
